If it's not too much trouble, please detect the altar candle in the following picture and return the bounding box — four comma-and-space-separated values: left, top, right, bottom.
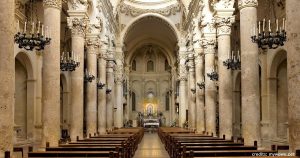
61, 52, 64, 60
32, 22, 35, 34
41, 24, 44, 36
238, 50, 240, 61
37, 21, 40, 34
24, 21, 27, 33
263, 19, 265, 32
17, 20, 20, 33
276, 19, 278, 32
231, 51, 234, 59
258, 21, 261, 34
268, 20, 271, 32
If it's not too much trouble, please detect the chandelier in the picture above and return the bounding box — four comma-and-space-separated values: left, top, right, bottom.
251, 18, 286, 49
14, 0, 51, 51
207, 69, 218, 81
97, 79, 106, 89
60, 52, 80, 71
84, 69, 95, 82
223, 51, 241, 70
197, 82, 205, 89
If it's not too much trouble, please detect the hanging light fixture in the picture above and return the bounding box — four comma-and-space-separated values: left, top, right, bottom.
14, 0, 51, 51
84, 69, 95, 82
60, 51, 80, 71
97, 78, 106, 89
207, 69, 218, 81
251, 18, 286, 49
223, 50, 241, 70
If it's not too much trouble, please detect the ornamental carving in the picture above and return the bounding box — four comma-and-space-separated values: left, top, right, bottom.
201, 38, 217, 53
67, 17, 88, 37
70, 0, 88, 10
217, 25, 231, 36
87, 21, 102, 34
213, 0, 234, 9
238, 0, 258, 9
85, 38, 100, 49
119, 3, 181, 17
43, 0, 62, 9
214, 16, 234, 36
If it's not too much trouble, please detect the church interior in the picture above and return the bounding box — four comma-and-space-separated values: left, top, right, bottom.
0, 0, 300, 157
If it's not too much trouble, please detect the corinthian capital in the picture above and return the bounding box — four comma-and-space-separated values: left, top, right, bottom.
238, 0, 258, 10
85, 37, 100, 50
67, 17, 88, 37
43, 0, 62, 9
214, 16, 235, 36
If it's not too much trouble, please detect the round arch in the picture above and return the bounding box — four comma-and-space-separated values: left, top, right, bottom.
15, 51, 34, 80
120, 13, 180, 44
269, 49, 287, 78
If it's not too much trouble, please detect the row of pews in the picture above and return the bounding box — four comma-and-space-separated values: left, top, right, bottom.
158, 127, 298, 158
15, 127, 144, 158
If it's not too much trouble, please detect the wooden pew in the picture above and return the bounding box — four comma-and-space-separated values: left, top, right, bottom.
185, 150, 277, 158
28, 151, 119, 157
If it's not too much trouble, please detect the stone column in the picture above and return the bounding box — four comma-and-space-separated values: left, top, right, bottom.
115, 45, 124, 128
85, 34, 99, 136
215, 15, 235, 139
202, 32, 217, 135
286, 0, 300, 152
0, 0, 14, 156
238, 0, 261, 146
42, 0, 62, 147
194, 48, 205, 133
187, 54, 196, 129
178, 46, 188, 127
106, 55, 115, 129
98, 47, 107, 134
67, 13, 88, 141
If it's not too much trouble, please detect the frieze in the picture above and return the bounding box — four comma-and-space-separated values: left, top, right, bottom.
238, 0, 258, 10
43, 0, 62, 9
119, 2, 181, 17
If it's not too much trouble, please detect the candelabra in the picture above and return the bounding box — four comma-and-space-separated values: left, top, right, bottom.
223, 51, 241, 70
197, 82, 205, 89
251, 18, 287, 49
14, 21, 51, 51
97, 80, 106, 89
207, 70, 218, 81
84, 69, 95, 82
60, 51, 80, 71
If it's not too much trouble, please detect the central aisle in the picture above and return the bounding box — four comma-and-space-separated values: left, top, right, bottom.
133, 132, 169, 158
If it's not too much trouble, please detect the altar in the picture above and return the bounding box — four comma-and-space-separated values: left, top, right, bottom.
143, 118, 160, 128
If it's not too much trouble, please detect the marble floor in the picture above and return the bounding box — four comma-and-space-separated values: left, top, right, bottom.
133, 132, 170, 158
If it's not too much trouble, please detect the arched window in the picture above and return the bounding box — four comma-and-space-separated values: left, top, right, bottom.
147, 60, 154, 72
132, 92, 136, 111
132, 60, 136, 71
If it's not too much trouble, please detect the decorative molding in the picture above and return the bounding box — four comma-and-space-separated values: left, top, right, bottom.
67, 17, 89, 37
201, 38, 217, 53
119, 2, 181, 17
87, 22, 102, 34
43, 0, 62, 9
238, 0, 258, 10
70, 0, 88, 10
85, 37, 100, 49
213, 0, 234, 9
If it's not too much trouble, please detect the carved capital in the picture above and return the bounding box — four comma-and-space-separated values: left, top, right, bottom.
85, 37, 100, 50
214, 16, 235, 36
238, 0, 258, 10
67, 17, 88, 37
87, 22, 102, 35
43, 0, 62, 9
213, 0, 235, 10
201, 38, 217, 54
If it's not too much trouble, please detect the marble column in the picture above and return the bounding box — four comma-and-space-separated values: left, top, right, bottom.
42, 0, 62, 147
203, 35, 217, 135
215, 15, 235, 139
187, 54, 196, 129
0, 0, 14, 156
106, 56, 115, 129
286, 0, 300, 152
238, 0, 261, 146
85, 36, 99, 136
98, 48, 107, 134
67, 14, 87, 141
178, 46, 188, 127
194, 48, 205, 133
